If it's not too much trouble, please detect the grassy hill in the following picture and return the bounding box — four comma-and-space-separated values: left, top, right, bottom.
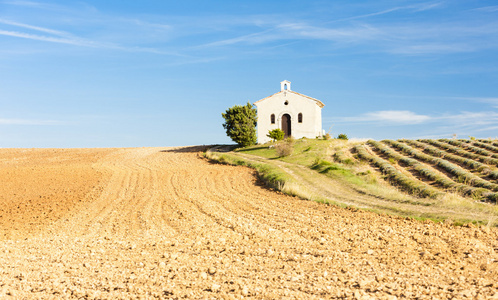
206, 138, 498, 227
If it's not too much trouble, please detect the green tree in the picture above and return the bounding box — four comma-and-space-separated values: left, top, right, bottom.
222, 102, 257, 147
267, 129, 285, 142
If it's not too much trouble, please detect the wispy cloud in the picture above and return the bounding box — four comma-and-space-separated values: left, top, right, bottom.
2, 0, 497, 59
0, 118, 61, 125
0, 18, 69, 36
413, 2, 444, 12
475, 126, 498, 132
278, 22, 381, 41
193, 15, 498, 57
2, 0, 56, 9
438, 111, 498, 125
0, 29, 100, 47
194, 29, 277, 48
424, 112, 498, 138
473, 6, 498, 12
371, 111, 431, 123
0, 15, 115, 48
333, 110, 498, 139
195, 22, 382, 49
381, 19, 498, 54
329, 2, 443, 23
333, 7, 403, 22
0, 18, 184, 56
0, 17, 95, 46
389, 43, 476, 55
335, 110, 431, 125
448, 97, 498, 105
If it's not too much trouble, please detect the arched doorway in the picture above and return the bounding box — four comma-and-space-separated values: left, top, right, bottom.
281, 114, 291, 138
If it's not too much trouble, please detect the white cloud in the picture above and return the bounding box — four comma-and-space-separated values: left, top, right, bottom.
366, 110, 431, 123
420, 112, 498, 138
330, 2, 443, 23
195, 22, 382, 49
3, 0, 52, 8
448, 97, 498, 106
332, 7, 403, 22
194, 14, 498, 56
0, 118, 60, 125
0, 18, 70, 36
390, 43, 476, 55
413, 2, 444, 12
0, 20, 182, 56
438, 111, 498, 125
194, 29, 276, 48
473, 6, 498, 12
2, 1, 498, 61
0, 16, 112, 47
336, 110, 498, 126
333, 109, 498, 140
0, 29, 98, 47
336, 110, 431, 124
278, 22, 381, 41
475, 125, 498, 132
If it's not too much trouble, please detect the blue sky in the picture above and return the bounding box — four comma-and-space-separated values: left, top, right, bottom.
1, 0, 497, 147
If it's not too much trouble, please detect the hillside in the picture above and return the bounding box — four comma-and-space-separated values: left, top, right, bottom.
358, 139, 498, 203
0, 146, 496, 298
207, 138, 498, 226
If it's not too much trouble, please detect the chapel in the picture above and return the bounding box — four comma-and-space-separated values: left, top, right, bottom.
254, 80, 325, 144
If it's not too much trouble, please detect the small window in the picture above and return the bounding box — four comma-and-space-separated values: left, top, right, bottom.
298, 113, 303, 123
284, 100, 289, 105
271, 114, 275, 124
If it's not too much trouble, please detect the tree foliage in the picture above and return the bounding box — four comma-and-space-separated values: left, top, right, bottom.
267, 129, 285, 142
222, 102, 257, 147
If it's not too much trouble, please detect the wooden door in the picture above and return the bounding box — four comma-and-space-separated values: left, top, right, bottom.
281, 114, 291, 138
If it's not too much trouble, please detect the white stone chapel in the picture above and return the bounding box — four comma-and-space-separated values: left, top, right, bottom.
254, 80, 325, 144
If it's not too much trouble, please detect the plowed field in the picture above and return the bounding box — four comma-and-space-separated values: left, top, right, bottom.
0, 147, 496, 299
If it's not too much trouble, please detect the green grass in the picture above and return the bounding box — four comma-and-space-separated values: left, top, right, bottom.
233, 139, 434, 202
235, 146, 277, 159
239, 138, 347, 166
206, 139, 498, 227
205, 151, 292, 190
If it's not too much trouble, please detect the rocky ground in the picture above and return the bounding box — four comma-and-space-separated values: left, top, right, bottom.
0, 147, 496, 299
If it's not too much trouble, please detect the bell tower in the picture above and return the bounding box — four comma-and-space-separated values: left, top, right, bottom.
280, 80, 291, 91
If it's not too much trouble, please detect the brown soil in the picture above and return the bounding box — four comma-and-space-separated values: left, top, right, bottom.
0, 147, 496, 299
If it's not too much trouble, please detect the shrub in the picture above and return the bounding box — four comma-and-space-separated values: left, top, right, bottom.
275, 140, 294, 157
337, 133, 348, 140
333, 150, 355, 165
323, 133, 331, 140
267, 129, 285, 142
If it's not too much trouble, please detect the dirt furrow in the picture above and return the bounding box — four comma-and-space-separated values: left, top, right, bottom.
0, 147, 496, 299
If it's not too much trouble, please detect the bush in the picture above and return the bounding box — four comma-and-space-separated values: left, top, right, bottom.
275, 139, 294, 157
221, 102, 257, 147
323, 133, 331, 140
337, 133, 348, 140
267, 129, 285, 142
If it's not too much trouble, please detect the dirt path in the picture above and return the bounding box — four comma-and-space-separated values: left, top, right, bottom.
0, 147, 496, 299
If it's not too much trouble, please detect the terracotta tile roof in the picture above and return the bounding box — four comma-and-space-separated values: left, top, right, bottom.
253, 90, 325, 108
